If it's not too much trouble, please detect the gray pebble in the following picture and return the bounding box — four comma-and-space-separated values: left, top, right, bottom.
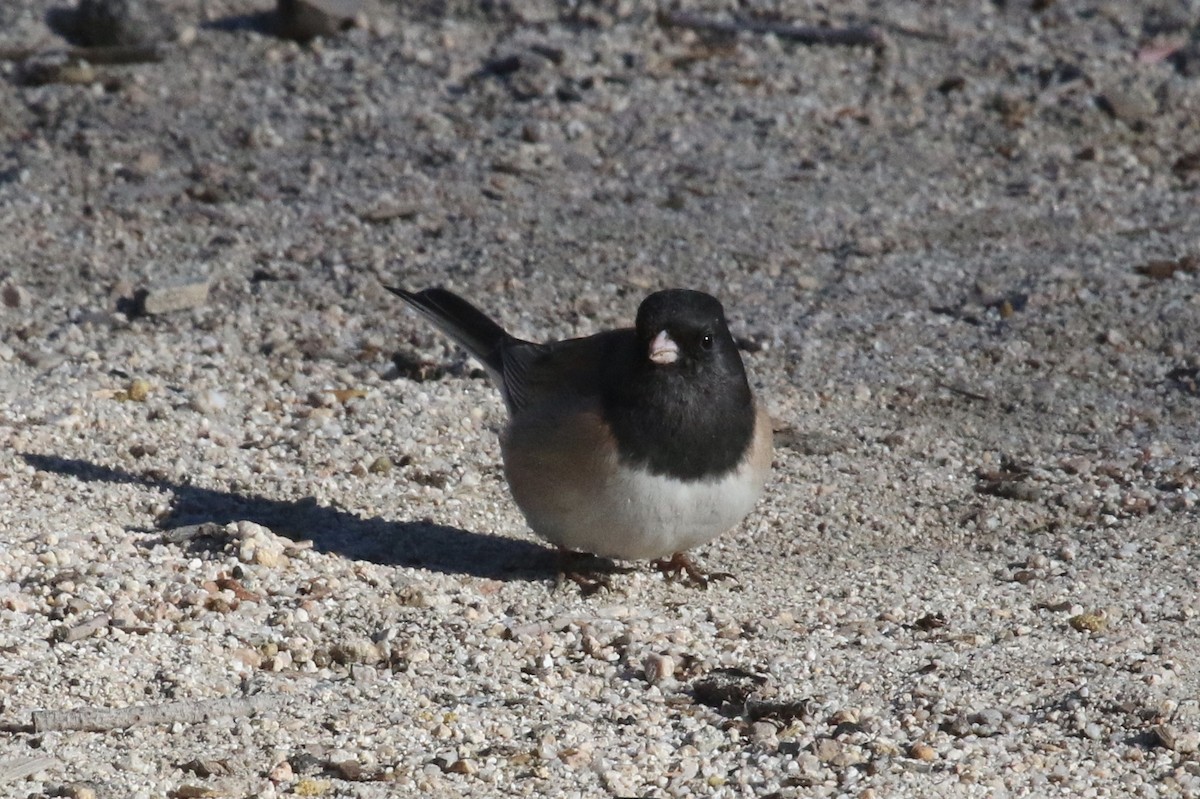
137, 277, 210, 315
276, 0, 362, 42
72, 0, 178, 47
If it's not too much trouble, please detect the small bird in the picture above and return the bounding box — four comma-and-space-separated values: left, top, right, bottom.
385, 285, 772, 586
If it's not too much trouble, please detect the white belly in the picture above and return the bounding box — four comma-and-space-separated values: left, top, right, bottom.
540, 460, 765, 560
501, 402, 772, 561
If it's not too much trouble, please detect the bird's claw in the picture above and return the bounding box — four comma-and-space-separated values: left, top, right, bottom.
652, 553, 734, 588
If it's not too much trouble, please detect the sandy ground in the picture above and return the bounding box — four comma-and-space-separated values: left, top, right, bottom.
2, 0, 1200, 797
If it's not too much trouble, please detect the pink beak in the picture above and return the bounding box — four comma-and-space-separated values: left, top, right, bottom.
648, 330, 679, 364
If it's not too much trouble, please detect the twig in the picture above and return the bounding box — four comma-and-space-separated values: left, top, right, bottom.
31, 692, 286, 733
880, 21, 953, 43
659, 11, 885, 49
58, 613, 111, 643
936, 381, 991, 402
0, 43, 167, 64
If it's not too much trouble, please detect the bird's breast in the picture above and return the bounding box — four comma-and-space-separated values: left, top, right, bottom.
501, 402, 771, 560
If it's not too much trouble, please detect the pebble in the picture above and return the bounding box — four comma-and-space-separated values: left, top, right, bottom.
275, 0, 362, 42
1155, 725, 1200, 753
749, 721, 778, 749
72, 0, 178, 47
268, 760, 294, 782
233, 521, 287, 567
1099, 82, 1159, 126
330, 637, 381, 665
1069, 612, 1108, 633
190, 389, 228, 416
642, 653, 674, 685
2, 280, 29, 308
137, 276, 210, 315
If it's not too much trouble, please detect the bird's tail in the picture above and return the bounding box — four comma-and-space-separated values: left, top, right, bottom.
384, 286, 511, 376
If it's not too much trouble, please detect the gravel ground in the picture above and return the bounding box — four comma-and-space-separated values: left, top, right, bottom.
2, 0, 1200, 796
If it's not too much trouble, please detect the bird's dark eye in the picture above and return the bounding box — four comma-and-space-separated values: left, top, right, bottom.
700, 334, 714, 350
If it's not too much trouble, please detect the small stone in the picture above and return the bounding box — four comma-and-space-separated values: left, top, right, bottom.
814, 737, 842, 763
293, 778, 329, 796
948, 709, 1004, 737
1175, 730, 1200, 754
642, 653, 674, 685
909, 742, 937, 761
2, 595, 30, 612
447, 758, 477, 775
368, 456, 393, 475
137, 276, 210, 315
268, 759, 294, 782
1099, 83, 1158, 126
1069, 612, 1108, 633
64, 784, 100, 799
357, 195, 420, 224
558, 745, 592, 767
2, 280, 29, 308
254, 544, 283, 568
871, 738, 902, 757
307, 391, 336, 408
130, 150, 162, 177
1154, 724, 1200, 753
330, 637, 382, 665
484, 51, 557, 100
829, 708, 860, 725
749, 721, 778, 747
276, 0, 362, 42
127, 378, 151, 402
233, 521, 287, 567
116, 751, 151, 773
108, 603, 139, 628
232, 648, 263, 670
71, 0, 179, 47
350, 663, 377, 685
796, 752, 823, 778
190, 389, 228, 416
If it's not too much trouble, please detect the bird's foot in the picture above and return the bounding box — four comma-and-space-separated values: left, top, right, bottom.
557, 570, 611, 596
554, 548, 613, 596
652, 553, 734, 588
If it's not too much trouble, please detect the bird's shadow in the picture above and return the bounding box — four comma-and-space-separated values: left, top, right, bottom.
18, 453, 613, 582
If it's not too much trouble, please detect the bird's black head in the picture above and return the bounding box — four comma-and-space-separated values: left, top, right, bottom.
604, 289, 756, 480
634, 289, 740, 374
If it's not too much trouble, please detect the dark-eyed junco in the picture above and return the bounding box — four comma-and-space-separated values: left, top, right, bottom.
385, 286, 772, 585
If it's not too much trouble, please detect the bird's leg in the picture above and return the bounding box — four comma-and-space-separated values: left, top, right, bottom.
652, 553, 735, 588
555, 547, 611, 596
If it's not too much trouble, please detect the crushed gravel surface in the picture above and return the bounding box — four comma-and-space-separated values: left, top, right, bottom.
2, 0, 1200, 796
